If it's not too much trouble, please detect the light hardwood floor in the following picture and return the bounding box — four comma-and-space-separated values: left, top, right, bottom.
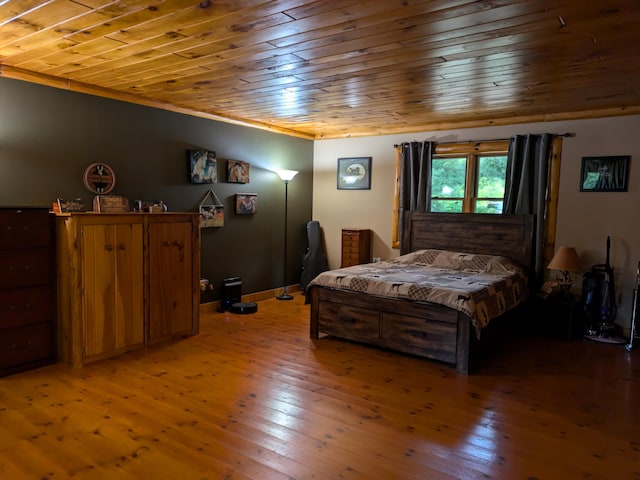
1, 294, 638, 479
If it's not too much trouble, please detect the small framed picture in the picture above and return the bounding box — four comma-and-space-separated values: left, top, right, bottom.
337, 157, 372, 190
580, 155, 630, 192
189, 149, 217, 184
235, 193, 257, 215
227, 160, 250, 183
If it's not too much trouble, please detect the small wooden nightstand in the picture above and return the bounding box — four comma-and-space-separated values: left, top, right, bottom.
538, 294, 584, 340
341, 228, 371, 267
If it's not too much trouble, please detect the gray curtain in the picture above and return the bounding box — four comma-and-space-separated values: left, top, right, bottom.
398, 141, 434, 246
504, 133, 552, 282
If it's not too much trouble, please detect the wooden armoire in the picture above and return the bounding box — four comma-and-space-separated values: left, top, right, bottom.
55, 213, 200, 367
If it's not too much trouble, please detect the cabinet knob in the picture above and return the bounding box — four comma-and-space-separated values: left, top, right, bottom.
104, 244, 113, 251
117, 244, 126, 250
7, 226, 12, 231
163, 241, 172, 247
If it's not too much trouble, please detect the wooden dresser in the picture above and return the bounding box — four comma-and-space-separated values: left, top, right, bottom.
56, 213, 200, 367
0, 207, 56, 376
341, 228, 372, 267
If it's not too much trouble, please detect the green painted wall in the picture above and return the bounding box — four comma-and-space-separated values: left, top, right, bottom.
0, 77, 313, 300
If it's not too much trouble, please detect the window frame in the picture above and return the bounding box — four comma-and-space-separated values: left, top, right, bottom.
392, 140, 508, 247
392, 137, 564, 272
429, 152, 509, 214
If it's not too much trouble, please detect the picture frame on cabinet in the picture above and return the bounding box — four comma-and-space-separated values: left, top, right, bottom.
189, 149, 217, 184
580, 155, 630, 192
337, 157, 371, 190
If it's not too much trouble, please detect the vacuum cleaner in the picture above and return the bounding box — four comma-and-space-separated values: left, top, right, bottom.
624, 261, 640, 352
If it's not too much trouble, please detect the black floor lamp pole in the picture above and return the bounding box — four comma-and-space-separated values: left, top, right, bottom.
277, 170, 297, 300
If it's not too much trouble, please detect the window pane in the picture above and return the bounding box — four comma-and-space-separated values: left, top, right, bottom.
431, 199, 463, 213
477, 156, 507, 198
475, 200, 503, 214
431, 158, 466, 198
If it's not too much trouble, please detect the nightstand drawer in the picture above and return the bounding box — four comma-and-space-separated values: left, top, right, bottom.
0, 249, 51, 289
0, 287, 52, 329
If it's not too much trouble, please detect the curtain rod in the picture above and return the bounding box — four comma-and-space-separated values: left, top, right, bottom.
393, 132, 575, 148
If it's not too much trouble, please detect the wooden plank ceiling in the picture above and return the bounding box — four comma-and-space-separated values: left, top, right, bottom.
1, 0, 640, 140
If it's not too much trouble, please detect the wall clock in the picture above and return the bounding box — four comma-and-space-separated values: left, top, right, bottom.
83, 163, 116, 194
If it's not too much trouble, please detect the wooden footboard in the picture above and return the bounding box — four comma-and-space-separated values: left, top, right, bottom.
309, 286, 472, 374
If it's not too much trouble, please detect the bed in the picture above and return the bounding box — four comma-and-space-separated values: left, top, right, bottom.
308, 212, 535, 374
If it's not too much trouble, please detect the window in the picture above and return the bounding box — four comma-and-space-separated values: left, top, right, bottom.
430, 153, 508, 214
391, 140, 510, 248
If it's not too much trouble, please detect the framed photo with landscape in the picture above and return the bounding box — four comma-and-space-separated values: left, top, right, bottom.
580, 155, 630, 192
337, 157, 372, 190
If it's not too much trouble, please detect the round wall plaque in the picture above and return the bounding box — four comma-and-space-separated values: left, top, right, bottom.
83, 163, 116, 194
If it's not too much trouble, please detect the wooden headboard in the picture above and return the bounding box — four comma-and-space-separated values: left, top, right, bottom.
401, 212, 534, 270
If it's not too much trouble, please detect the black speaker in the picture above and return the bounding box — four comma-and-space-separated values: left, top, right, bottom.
220, 277, 242, 312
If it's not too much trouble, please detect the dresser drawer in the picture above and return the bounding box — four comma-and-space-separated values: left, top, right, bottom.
318, 301, 380, 343
0, 322, 54, 369
0, 286, 52, 329
0, 209, 51, 249
382, 312, 457, 363
0, 248, 51, 288
342, 239, 361, 250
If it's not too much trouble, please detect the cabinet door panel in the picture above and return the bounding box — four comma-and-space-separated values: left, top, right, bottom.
148, 222, 194, 340
82, 224, 143, 358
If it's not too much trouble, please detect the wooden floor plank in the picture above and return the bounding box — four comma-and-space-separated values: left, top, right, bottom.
0, 293, 638, 479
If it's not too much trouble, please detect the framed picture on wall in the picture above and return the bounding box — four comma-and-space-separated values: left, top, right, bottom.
337, 157, 372, 190
580, 155, 630, 192
227, 160, 250, 183
189, 149, 217, 184
235, 193, 257, 214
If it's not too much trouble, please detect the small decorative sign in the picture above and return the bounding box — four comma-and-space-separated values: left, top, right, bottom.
199, 189, 224, 227
93, 195, 130, 213
52, 198, 85, 214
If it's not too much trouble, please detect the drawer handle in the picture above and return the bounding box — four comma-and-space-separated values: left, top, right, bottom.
8, 303, 31, 311
164, 241, 172, 247
12, 340, 32, 349
406, 329, 427, 339
7, 265, 30, 272
339, 316, 357, 323
104, 244, 114, 251
117, 243, 126, 250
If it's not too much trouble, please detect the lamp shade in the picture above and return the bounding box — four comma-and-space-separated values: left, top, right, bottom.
547, 246, 582, 272
276, 169, 298, 182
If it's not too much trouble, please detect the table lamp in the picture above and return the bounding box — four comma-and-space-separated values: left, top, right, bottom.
547, 246, 582, 297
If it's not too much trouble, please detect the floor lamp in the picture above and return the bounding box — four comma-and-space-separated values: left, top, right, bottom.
276, 169, 298, 300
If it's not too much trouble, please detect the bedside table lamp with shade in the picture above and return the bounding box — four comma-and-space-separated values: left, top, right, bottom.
547, 246, 582, 297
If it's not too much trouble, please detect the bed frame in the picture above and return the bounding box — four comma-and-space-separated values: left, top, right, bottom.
309, 212, 534, 374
